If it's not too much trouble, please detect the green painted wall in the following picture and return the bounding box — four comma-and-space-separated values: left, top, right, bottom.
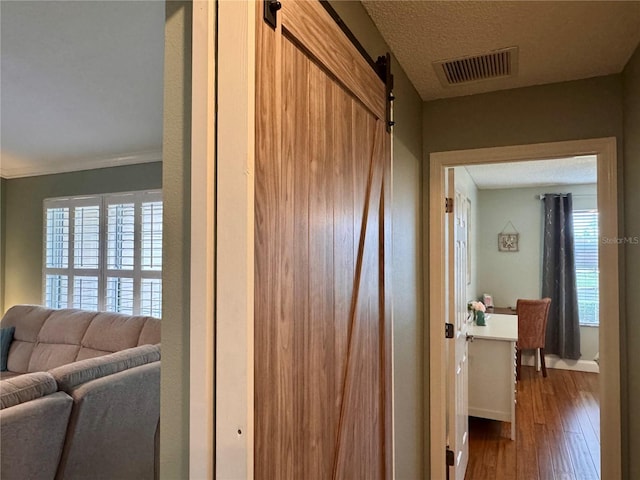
476, 184, 600, 362
327, 3, 424, 478
423, 74, 626, 476
623, 43, 640, 480
2, 162, 161, 311
1, 177, 6, 314
424, 75, 624, 155
160, 2, 191, 479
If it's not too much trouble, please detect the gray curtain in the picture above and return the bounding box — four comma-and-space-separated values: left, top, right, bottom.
542, 193, 581, 360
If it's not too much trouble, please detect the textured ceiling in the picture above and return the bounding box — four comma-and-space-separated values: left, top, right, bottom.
464, 156, 597, 190
0, 1, 164, 178
362, 1, 640, 100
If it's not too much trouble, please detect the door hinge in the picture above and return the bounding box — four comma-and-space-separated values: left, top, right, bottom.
446, 447, 455, 465
445, 197, 454, 213
445, 323, 454, 339
263, 0, 282, 29
444, 445, 455, 480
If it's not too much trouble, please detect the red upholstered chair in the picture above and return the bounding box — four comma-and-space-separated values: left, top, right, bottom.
516, 298, 552, 380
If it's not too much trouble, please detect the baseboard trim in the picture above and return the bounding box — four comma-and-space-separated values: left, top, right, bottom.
522, 354, 600, 373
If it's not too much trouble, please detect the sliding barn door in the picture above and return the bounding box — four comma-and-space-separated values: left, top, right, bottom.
255, 1, 392, 479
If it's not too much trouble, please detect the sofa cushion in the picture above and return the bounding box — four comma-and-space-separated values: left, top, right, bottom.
79, 311, 147, 353
1, 305, 52, 342
25, 309, 97, 372
40, 309, 96, 343
50, 344, 161, 392
1, 327, 15, 371
2, 305, 54, 373
138, 318, 161, 346
0, 371, 58, 409
28, 344, 83, 372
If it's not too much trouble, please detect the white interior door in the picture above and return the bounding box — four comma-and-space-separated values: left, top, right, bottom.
446, 169, 469, 480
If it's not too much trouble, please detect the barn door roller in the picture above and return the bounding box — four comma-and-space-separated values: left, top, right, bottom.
264, 0, 281, 29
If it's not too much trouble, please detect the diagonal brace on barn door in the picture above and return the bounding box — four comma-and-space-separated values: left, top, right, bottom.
332, 120, 386, 480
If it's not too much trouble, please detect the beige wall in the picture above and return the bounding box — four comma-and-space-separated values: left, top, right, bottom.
424, 74, 626, 476
327, 3, 424, 478
161, 2, 191, 479
623, 43, 640, 480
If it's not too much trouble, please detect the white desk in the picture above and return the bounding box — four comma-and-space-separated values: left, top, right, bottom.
468, 313, 518, 440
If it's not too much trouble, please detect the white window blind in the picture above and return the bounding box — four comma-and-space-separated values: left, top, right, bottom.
46, 207, 69, 269
141, 201, 163, 271
74, 206, 100, 269
107, 203, 135, 270
43, 190, 162, 317
573, 210, 599, 326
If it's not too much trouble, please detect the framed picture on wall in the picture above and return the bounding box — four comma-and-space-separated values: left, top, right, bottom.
498, 233, 519, 252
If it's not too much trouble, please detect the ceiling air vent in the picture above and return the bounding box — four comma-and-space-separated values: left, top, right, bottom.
433, 47, 519, 87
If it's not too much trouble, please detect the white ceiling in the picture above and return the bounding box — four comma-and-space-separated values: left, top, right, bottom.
464, 155, 597, 190
2, 2, 640, 178
362, 1, 640, 101
0, 1, 164, 178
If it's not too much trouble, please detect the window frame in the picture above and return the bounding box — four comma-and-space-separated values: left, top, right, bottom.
42, 189, 162, 316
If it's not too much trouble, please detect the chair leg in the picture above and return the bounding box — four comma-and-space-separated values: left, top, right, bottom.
539, 348, 547, 377
516, 349, 521, 381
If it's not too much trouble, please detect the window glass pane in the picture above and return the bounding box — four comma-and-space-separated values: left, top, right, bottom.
141, 201, 163, 271
73, 276, 99, 311
573, 210, 599, 325
46, 207, 69, 268
106, 277, 134, 314
45, 274, 68, 309
141, 278, 162, 318
74, 205, 100, 268
107, 203, 135, 270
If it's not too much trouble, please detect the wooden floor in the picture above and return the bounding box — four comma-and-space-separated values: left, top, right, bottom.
465, 366, 600, 480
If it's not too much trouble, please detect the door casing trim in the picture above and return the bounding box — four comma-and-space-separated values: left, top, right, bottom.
428, 137, 620, 480
215, 0, 256, 478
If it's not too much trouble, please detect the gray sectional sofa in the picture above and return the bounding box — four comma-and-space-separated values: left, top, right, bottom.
0, 305, 161, 480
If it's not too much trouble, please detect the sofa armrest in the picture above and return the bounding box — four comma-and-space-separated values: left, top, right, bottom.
1, 391, 73, 480
0, 371, 57, 409
55, 361, 160, 480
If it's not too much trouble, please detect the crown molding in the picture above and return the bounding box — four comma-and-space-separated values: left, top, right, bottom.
0, 150, 162, 179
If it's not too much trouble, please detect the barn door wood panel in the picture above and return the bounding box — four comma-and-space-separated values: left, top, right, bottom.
255, 1, 391, 479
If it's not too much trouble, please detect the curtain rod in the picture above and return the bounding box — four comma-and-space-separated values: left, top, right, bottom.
538, 193, 596, 199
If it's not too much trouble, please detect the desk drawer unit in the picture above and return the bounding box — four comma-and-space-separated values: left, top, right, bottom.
468, 338, 517, 440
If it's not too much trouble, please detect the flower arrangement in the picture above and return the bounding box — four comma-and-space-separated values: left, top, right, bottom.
468, 301, 486, 325
468, 301, 486, 313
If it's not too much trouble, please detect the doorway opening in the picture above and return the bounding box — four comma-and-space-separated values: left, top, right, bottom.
428, 138, 620, 480
454, 157, 600, 479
